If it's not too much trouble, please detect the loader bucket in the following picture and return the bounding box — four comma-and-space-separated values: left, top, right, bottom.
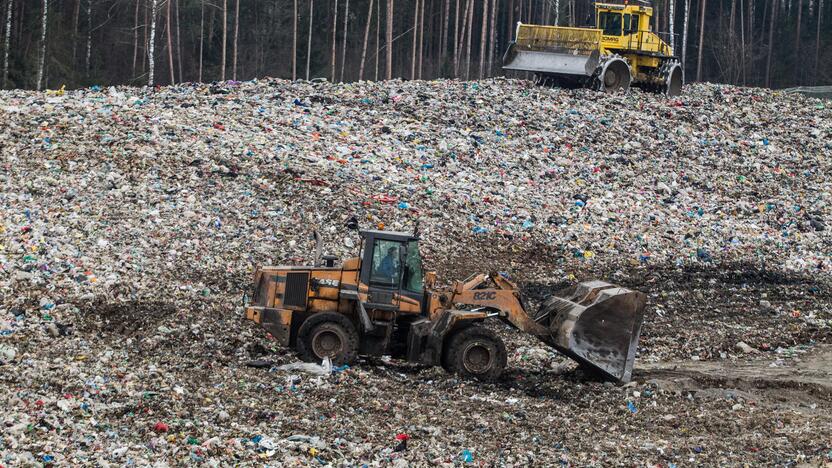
537, 281, 647, 383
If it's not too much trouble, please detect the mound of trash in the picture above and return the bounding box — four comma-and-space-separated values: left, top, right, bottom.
0, 79, 830, 465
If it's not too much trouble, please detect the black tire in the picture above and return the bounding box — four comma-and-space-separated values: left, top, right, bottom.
296, 312, 359, 365
442, 326, 507, 382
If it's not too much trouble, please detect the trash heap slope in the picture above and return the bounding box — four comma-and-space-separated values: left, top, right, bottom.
0, 78, 831, 465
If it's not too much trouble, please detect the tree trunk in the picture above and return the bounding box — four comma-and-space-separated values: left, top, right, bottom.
199, 0, 204, 82
86, 0, 92, 77
36, 0, 47, 91
748, 0, 753, 84
730, 0, 736, 33
232, 0, 239, 80
166, 0, 174, 84
479, 0, 488, 78
3, 0, 12, 88
307, 0, 314, 80
143, 0, 148, 73
555, 0, 560, 24
340, 0, 349, 81
221, 0, 227, 81
418, 0, 425, 78
375, 0, 380, 80
815, 0, 822, 84
293, 0, 297, 80
175, 0, 182, 82
795, 0, 802, 54
332, 0, 338, 81
739, 0, 745, 83
457, 0, 470, 77
149, 0, 157, 85
696, 0, 706, 81
359, 0, 374, 80
488, 0, 496, 76
412, 0, 418, 79
669, 0, 675, 50
386, 0, 392, 79
73, 0, 81, 66
453, 0, 460, 76
765, 0, 775, 86
682, 0, 690, 69
132, 0, 140, 76
465, 0, 472, 80
441, 0, 449, 66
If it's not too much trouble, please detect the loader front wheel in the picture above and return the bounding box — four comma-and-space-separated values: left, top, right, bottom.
296, 313, 359, 365
443, 326, 507, 382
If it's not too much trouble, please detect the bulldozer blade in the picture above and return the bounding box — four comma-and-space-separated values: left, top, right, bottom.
539, 281, 647, 383
502, 43, 600, 77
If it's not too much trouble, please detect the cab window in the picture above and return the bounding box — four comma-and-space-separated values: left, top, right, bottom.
369, 240, 401, 287
598, 12, 623, 36
402, 241, 424, 292
630, 14, 640, 33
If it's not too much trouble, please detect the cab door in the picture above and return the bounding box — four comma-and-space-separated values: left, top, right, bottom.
361, 238, 404, 311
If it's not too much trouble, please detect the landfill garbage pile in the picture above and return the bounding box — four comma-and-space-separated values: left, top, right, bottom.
1, 79, 831, 465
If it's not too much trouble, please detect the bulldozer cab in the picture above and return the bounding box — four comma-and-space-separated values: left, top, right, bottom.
357, 230, 426, 313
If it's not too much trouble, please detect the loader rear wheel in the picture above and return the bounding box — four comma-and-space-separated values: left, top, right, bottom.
442, 326, 507, 382
296, 313, 359, 365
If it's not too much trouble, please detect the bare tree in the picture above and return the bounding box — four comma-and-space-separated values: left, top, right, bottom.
232, 0, 239, 80
175, 0, 182, 82
418, 0, 424, 78
199, 0, 204, 82
457, 0, 470, 77
3, 0, 12, 88
464, 0, 472, 79
412, 0, 418, 79
375, 0, 380, 80
86, 0, 92, 77
453, 0, 460, 76
166, 0, 174, 84
340, 0, 349, 81
36, 0, 47, 91
739, 0, 745, 83
765, 0, 775, 86
795, 0, 802, 83
386, 0, 392, 79
307, 0, 313, 80
359, 0, 374, 80
488, 0, 497, 75
670, 0, 675, 50
441, 0, 450, 66
149, 0, 157, 85
221, 0, 227, 81
815, 0, 823, 84
696, 0, 706, 81
332, 0, 338, 81
73, 0, 80, 66
293, 0, 297, 80
748, 0, 753, 84
132, 0, 140, 76
479, 0, 488, 78
682, 0, 690, 69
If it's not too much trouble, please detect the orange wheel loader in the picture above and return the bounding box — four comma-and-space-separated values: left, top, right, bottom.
245, 230, 647, 383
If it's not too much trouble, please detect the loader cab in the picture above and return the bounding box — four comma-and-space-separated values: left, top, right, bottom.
596, 3, 652, 43
358, 230, 425, 313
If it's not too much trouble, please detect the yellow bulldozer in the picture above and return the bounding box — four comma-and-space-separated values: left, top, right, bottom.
503, 0, 683, 95
246, 229, 647, 383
